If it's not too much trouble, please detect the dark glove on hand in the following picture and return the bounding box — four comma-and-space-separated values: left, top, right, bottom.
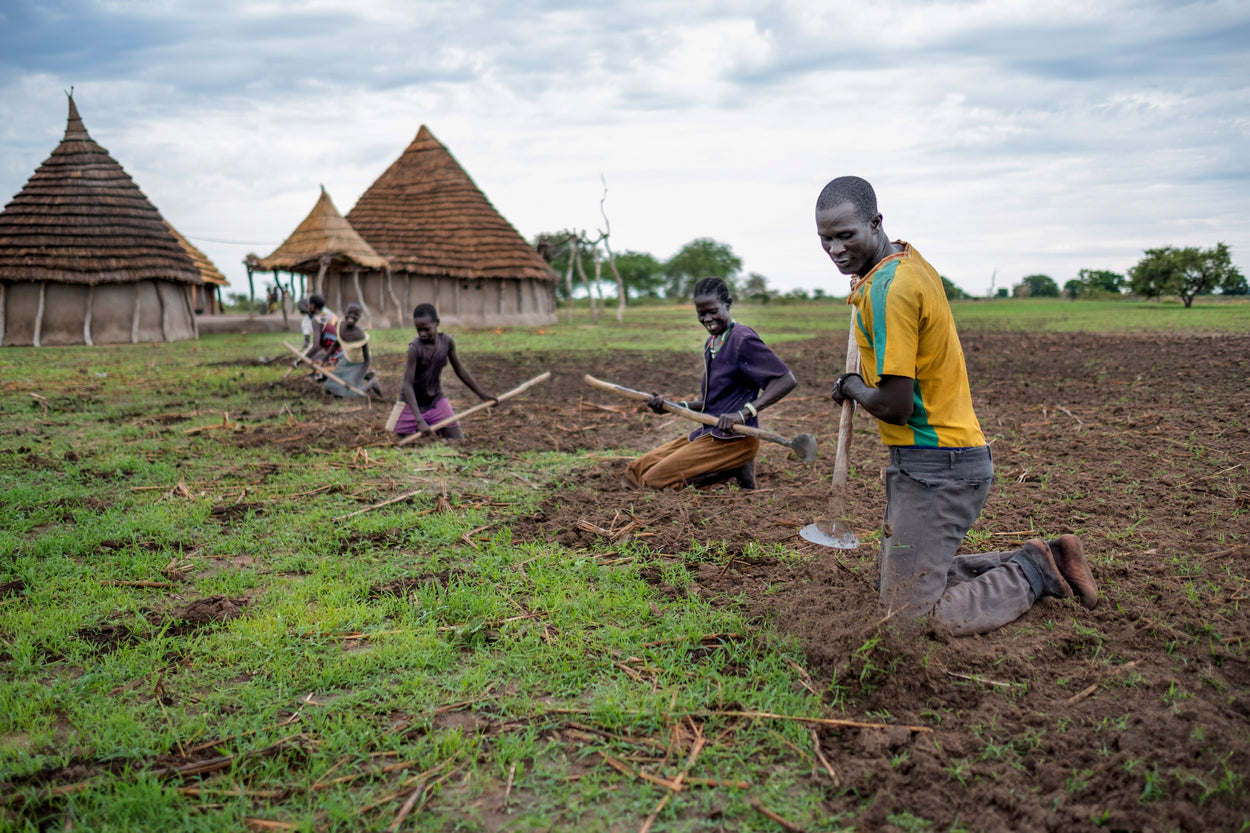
832, 372, 863, 405
647, 395, 667, 415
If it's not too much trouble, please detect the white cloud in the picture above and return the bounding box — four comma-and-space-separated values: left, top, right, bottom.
1, 0, 1248, 298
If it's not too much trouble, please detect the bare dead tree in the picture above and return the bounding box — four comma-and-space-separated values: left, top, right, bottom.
562, 242, 576, 324
572, 235, 600, 324
598, 176, 627, 323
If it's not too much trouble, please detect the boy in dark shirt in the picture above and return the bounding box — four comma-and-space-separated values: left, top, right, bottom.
627, 277, 796, 489
393, 304, 495, 440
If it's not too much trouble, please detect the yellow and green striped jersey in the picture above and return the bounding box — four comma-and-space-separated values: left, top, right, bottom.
848, 243, 985, 448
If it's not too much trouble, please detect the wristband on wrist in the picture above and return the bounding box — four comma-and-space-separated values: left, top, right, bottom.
743, 401, 758, 418
836, 372, 864, 399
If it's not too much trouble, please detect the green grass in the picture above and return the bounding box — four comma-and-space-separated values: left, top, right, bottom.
0, 334, 833, 830
2, 299, 1248, 830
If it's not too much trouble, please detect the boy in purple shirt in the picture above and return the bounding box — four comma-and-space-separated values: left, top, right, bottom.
627, 277, 796, 490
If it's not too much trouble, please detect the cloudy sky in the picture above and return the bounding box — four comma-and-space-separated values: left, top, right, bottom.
2, 0, 1247, 298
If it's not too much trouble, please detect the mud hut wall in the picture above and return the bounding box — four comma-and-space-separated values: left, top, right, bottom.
1, 282, 39, 345
358, 270, 391, 328
318, 270, 388, 327
40, 283, 89, 346
156, 281, 196, 341
0, 279, 198, 345
395, 275, 442, 320
383, 274, 556, 328
90, 283, 137, 344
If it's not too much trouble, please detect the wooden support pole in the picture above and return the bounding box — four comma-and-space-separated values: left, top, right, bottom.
352, 268, 371, 324
246, 266, 256, 320
83, 284, 94, 346
385, 268, 403, 328
129, 282, 141, 342
33, 281, 46, 347
159, 282, 171, 342
184, 284, 198, 339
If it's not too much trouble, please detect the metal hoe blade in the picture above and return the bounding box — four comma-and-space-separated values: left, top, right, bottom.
800, 521, 859, 550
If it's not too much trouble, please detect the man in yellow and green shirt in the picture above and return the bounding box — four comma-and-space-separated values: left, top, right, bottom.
816, 176, 1098, 635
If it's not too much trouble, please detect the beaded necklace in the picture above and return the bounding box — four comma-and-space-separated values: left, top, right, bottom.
708, 321, 735, 358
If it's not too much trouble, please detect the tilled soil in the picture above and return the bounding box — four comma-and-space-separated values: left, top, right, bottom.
264, 331, 1249, 830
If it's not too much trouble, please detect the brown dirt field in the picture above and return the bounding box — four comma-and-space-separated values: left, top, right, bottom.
256, 331, 1249, 831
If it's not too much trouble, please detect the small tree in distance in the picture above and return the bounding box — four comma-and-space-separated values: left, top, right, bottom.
1078, 269, 1124, 295
664, 238, 743, 299
1129, 243, 1245, 308
743, 272, 772, 304
941, 276, 970, 300
1013, 274, 1060, 298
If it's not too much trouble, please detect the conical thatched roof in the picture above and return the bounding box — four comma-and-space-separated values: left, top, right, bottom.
0, 95, 201, 286
346, 126, 555, 282
166, 221, 228, 286
256, 186, 387, 273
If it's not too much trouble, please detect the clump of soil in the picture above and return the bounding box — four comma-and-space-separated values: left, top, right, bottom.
369, 568, 467, 599
71, 595, 248, 656
174, 595, 247, 626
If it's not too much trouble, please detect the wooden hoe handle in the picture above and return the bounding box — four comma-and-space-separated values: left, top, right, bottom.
583, 374, 788, 444
282, 341, 369, 397
395, 371, 552, 446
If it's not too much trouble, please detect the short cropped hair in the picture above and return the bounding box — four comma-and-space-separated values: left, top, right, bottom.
816, 176, 878, 221
692, 276, 731, 304
309, 293, 326, 311
413, 303, 439, 322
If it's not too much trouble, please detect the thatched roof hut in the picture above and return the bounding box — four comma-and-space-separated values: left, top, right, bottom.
0, 95, 203, 346
166, 220, 229, 314
254, 186, 396, 322
345, 126, 556, 327
257, 186, 387, 276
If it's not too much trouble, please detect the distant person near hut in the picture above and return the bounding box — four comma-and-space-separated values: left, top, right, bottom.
393, 304, 496, 440
296, 297, 313, 352
626, 276, 796, 490
324, 303, 382, 398
266, 285, 279, 314
303, 294, 342, 378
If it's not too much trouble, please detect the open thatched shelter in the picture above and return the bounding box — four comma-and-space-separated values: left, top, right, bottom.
167, 221, 229, 315
346, 126, 557, 328
255, 186, 392, 322
0, 95, 202, 346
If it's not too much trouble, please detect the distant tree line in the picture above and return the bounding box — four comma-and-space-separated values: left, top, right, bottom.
533, 233, 824, 306
1008, 243, 1245, 307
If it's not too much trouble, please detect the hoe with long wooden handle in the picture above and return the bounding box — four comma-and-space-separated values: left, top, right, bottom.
282, 341, 370, 397
800, 318, 861, 549
584, 374, 817, 465
395, 371, 552, 446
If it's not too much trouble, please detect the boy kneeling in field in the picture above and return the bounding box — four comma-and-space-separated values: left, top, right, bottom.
626, 276, 796, 490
